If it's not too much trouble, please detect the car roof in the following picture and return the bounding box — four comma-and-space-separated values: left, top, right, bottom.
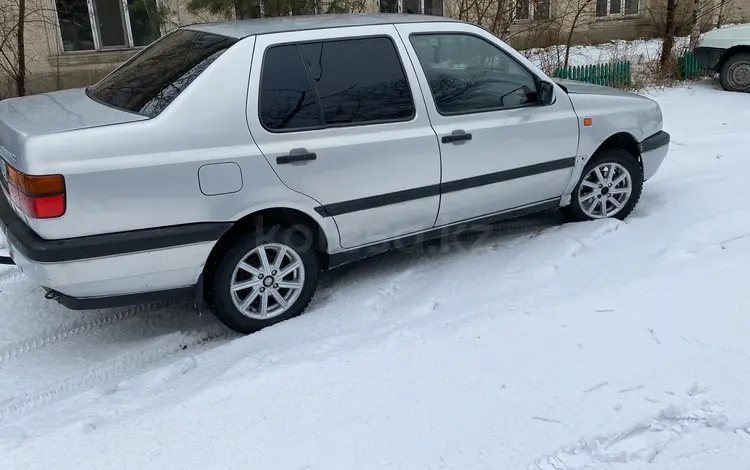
183, 13, 460, 39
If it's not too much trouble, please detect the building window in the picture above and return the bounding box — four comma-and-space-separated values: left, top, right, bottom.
380, 0, 443, 15
516, 0, 550, 20
596, 0, 638, 17
55, 0, 161, 52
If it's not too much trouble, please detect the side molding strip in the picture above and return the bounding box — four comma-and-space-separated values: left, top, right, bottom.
315, 157, 575, 218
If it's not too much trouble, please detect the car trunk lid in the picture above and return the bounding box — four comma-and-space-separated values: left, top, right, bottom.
0, 87, 148, 170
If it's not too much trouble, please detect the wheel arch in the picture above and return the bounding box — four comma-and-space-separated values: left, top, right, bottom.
201, 206, 332, 290
589, 132, 643, 174
718, 45, 750, 71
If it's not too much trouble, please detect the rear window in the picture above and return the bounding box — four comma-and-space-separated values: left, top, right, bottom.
87, 29, 237, 118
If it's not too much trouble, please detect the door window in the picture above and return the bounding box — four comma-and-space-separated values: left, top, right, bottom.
259, 36, 414, 132
259, 44, 324, 131
409, 33, 541, 115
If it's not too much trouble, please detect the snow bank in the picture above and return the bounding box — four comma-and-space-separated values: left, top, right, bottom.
2, 81, 750, 468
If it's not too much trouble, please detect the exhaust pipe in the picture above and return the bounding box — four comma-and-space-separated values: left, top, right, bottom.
0, 255, 14, 265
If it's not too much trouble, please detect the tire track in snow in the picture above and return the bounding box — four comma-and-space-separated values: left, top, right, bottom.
0, 301, 184, 366
527, 402, 743, 469
0, 325, 234, 423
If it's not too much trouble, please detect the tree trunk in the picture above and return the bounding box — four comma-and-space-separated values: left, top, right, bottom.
689, 0, 701, 50
717, 0, 726, 28
17, 0, 26, 96
564, 0, 590, 68
660, 0, 677, 70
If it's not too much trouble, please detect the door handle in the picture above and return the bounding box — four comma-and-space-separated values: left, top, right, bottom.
277, 149, 317, 165
442, 130, 472, 144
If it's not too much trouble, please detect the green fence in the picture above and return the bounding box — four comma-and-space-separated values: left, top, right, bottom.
679, 49, 703, 80
553, 61, 632, 88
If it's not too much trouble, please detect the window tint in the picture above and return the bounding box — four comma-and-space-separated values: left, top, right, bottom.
410, 34, 540, 115
87, 30, 236, 117
259, 45, 324, 130
297, 37, 414, 125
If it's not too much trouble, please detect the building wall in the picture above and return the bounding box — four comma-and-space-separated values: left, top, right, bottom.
1, 0, 225, 98
2, 0, 749, 98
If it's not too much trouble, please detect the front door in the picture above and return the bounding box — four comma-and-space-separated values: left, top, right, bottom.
247, 26, 441, 249
395, 22, 581, 226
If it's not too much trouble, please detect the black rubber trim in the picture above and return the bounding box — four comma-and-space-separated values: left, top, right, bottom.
0, 193, 232, 263
315, 185, 441, 217
0, 255, 13, 265
315, 157, 575, 217
640, 130, 671, 153
48, 286, 194, 310
441, 158, 575, 194
327, 198, 560, 268
692, 46, 725, 71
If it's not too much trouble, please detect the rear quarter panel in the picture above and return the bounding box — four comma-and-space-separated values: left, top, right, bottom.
24, 36, 336, 243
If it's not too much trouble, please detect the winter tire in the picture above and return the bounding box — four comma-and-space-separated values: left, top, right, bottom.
206, 225, 320, 335
563, 148, 643, 222
719, 53, 750, 93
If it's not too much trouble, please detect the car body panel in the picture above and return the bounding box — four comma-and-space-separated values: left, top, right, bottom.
553, 79, 665, 198
697, 23, 750, 50
394, 22, 580, 226
0, 88, 147, 168
0, 14, 669, 307
247, 25, 442, 249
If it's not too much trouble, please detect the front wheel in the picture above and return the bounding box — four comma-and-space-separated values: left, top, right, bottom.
205, 225, 320, 335
563, 149, 643, 222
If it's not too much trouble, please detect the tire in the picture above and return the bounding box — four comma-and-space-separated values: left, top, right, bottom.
205, 224, 320, 335
719, 53, 750, 93
563, 148, 643, 222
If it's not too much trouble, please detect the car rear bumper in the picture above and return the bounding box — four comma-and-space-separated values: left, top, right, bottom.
640, 130, 670, 181
693, 46, 725, 71
0, 192, 231, 308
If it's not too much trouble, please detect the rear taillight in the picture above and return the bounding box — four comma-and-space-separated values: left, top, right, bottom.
6, 164, 65, 218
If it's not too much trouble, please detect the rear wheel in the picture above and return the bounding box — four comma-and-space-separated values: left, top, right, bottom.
206, 225, 320, 335
719, 53, 750, 93
563, 149, 643, 222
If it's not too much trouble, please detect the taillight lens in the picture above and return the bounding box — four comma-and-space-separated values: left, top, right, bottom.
6, 164, 65, 218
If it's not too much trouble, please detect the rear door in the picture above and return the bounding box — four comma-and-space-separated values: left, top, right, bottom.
247, 25, 441, 249
395, 22, 580, 226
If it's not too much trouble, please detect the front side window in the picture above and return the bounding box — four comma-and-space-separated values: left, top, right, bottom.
410, 34, 540, 115
55, 0, 161, 52
259, 36, 415, 131
87, 30, 236, 117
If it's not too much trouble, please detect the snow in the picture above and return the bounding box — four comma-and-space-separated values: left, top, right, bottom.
3, 79, 750, 468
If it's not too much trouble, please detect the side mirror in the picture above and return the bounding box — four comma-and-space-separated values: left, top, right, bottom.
539, 80, 555, 105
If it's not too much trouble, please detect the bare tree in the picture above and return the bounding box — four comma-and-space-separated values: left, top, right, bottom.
0, 0, 38, 98
689, 0, 700, 50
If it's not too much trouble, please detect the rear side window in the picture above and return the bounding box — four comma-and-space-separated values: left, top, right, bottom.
259, 36, 414, 132
259, 45, 324, 130
87, 30, 237, 118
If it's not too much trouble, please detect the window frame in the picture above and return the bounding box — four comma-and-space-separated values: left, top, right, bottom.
408, 31, 545, 118
53, 0, 164, 54
379, 0, 444, 15
514, 0, 551, 22
257, 34, 418, 134
596, 0, 639, 18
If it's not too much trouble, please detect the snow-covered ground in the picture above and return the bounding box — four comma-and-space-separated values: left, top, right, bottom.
3, 79, 750, 468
